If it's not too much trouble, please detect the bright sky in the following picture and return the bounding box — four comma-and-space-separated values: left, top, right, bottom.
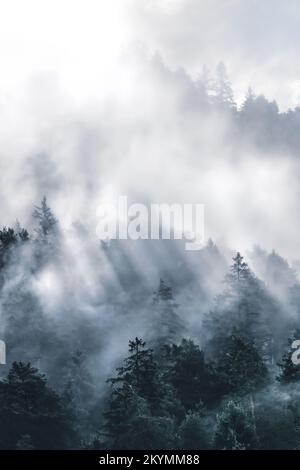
0, 0, 299, 109
0, 0, 130, 103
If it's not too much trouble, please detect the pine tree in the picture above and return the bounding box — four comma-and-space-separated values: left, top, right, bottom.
277, 328, 300, 383
62, 351, 96, 438
214, 401, 258, 450
0, 227, 18, 269
1, 285, 48, 367
255, 393, 300, 450
111, 338, 162, 409
208, 252, 254, 329
116, 413, 176, 450
216, 334, 268, 395
207, 252, 278, 365
227, 252, 252, 286
215, 334, 268, 438
239, 87, 258, 133
14, 220, 30, 242
241, 87, 255, 111
103, 338, 181, 449
0, 225, 29, 272
178, 409, 211, 449
239, 89, 280, 148
0, 227, 17, 247
103, 379, 148, 448
33, 196, 57, 241
104, 338, 167, 445
153, 279, 184, 345
214, 62, 236, 109
163, 339, 222, 409
0, 362, 77, 449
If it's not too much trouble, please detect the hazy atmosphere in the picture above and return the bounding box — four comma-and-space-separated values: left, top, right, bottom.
1, 0, 300, 452
0, 0, 300, 258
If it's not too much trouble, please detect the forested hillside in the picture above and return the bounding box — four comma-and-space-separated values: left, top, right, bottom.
0, 196, 300, 449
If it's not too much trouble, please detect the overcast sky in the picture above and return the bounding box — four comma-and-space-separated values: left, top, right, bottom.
0, 1, 300, 262
0, 0, 299, 110
128, 0, 300, 109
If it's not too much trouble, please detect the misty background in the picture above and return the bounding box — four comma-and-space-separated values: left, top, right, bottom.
0, 0, 300, 450
0, 0, 300, 258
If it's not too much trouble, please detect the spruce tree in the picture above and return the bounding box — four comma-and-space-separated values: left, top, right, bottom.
0, 362, 77, 449
0, 227, 18, 269
0, 225, 29, 274
214, 62, 236, 109
163, 339, 222, 409
62, 351, 96, 438
216, 334, 268, 395
33, 196, 57, 241
207, 252, 278, 365
178, 410, 211, 449
214, 401, 258, 450
215, 334, 268, 438
153, 279, 184, 345
104, 338, 165, 445
277, 328, 300, 383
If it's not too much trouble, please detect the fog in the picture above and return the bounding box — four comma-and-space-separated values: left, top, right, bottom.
0, 0, 300, 450
0, 1, 299, 260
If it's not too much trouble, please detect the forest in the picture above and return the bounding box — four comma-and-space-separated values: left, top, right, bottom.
0, 191, 300, 450
2, 0, 300, 457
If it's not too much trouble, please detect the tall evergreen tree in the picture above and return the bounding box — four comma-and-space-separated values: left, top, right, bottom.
153, 279, 184, 345
214, 401, 258, 450
0, 362, 77, 449
163, 339, 222, 409
277, 328, 300, 383
207, 252, 279, 365
178, 410, 211, 449
214, 62, 236, 109
0, 226, 28, 271
33, 196, 58, 241
215, 334, 268, 438
215, 334, 268, 395
104, 338, 163, 439
62, 350, 96, 438
241, 87, 256, 112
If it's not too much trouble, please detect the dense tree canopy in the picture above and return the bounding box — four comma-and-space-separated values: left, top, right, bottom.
0, 197, 298, 449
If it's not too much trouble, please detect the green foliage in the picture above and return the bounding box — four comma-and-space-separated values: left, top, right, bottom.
103, 338, 172, 447
214, 401, 258, 450
109, 338, 162, 410
207, 252, 279, 365
0, 198, 299, 451
153, 279, 184, 345
0, 226, 29, 270
277, 328, 300, 383
0, 362, 77, 449
116, 414, 176, 450
15, 434, 34, 450
254, 391, 300, 449
177, 410, 211, 449
33, 196, 57, 241
163, 339, 222, 409
62, 351, 96, 439
215, 334, 268, 395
